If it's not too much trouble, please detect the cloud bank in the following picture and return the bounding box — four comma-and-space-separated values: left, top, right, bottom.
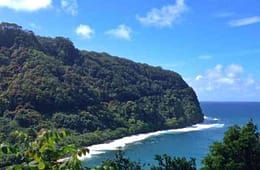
187, 64, 260, 101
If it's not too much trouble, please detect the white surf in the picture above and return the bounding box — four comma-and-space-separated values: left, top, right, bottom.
79, 119, 224, 160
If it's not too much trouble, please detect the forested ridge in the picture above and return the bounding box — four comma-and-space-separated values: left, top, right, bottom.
0, 22, 203, 149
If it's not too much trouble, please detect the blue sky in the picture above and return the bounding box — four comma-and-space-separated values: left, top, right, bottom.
1, 0, 260, 101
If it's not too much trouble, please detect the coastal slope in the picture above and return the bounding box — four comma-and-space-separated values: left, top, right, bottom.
0, 22, 203, 146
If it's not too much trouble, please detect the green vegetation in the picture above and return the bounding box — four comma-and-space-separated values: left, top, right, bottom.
150, 155, 196, 170
94, 150, 143, 170
0, 130, 88, 170
201, 120, 260, 170
0, 22, 203, 148
1, 121, 259, 169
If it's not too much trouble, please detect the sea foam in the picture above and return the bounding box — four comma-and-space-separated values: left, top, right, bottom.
204, 116, 219, 121
79, 120, 224, 160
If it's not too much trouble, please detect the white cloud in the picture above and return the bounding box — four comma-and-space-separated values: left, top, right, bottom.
0, 0, 51, 11
195, 64, 243, 86
226, 64, 243, 78
188, 64, 260, 101
106, 25, 132, 40
137, 0, 187, 27
195, 75, 203, 81
198, 55, 212, 60
216, 77, 234, 85
206, 64, 222, 79
61, 0, 78, 16
229, 16, 260, 27
75, 24, 94, 39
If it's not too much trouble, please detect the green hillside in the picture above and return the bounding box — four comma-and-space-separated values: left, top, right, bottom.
0, 22, 203, 147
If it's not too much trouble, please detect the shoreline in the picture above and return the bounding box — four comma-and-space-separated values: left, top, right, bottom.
78, 116, 224, 160
57, 116, 224, 163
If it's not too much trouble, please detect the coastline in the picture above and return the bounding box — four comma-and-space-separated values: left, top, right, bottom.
79, 117, 224, 161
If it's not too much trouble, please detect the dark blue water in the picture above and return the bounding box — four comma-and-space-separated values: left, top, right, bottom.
84, 102, 260, 168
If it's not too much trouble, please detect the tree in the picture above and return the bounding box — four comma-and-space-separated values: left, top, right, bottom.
95, 150, 142, 170
151, 154, 196, 170
91, 151, 196, 170
0, 130, 88, 170
201, 120, 260, 170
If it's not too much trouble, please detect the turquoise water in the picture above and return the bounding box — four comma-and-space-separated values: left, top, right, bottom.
83, 102, 260, 168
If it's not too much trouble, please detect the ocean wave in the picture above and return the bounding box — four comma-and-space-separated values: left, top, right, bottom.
79, 122, 224, 160
204, 116, 219, 121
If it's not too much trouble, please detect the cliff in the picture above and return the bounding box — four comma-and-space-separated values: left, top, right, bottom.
0, 22, 203, 146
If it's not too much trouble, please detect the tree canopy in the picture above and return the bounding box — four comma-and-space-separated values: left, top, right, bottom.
201, 120, 260, 170
0, 22, 203, 147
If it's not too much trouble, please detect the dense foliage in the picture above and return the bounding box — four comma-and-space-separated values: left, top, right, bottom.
94, 150, 143, 170
150, 155, 196, 170
0, 22, 203, 167
201, 120, 260, 170
0, 130, 88, 170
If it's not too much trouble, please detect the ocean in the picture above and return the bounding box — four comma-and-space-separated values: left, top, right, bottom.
83, 102, 260, 169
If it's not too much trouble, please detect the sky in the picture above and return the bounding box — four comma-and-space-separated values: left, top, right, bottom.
0, 0, 260, 101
